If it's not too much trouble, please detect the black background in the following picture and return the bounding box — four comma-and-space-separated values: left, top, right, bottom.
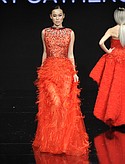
0, 1, 124, 91
1, 2, 125, 163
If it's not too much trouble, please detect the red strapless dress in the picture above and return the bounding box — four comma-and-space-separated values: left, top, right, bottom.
32, 27, 89, 156
90, 38, 125, 126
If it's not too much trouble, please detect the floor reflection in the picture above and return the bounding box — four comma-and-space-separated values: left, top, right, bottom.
94, 128, 125, 164
33, 146, 89, 164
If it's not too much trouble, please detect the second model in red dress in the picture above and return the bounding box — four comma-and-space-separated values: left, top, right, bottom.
33, 27, 89, 156
90, 38, 125, 126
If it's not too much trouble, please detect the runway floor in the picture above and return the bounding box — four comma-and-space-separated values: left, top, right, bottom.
0, 89, 125, 164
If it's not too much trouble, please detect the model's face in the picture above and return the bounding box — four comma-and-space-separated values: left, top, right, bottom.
50, 9, 65, 27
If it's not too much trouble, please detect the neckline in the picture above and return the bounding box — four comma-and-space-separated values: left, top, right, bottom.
51, 26, 65, 30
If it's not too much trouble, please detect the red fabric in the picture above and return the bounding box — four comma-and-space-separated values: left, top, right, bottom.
90, 39, 125, 126
32, 27, 89, 156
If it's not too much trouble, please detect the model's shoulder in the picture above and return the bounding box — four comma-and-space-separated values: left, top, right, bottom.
65, 27, 73, 31
43, 27, 52, 31
41, 27, 51, 35
107, 25, 118, 31
64, 28, 74, 35
42, 27, 51, 32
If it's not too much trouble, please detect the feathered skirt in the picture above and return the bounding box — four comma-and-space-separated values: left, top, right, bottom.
32, 57, 89, 156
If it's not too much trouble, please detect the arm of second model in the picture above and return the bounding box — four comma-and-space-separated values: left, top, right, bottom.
99, 28, 115, 54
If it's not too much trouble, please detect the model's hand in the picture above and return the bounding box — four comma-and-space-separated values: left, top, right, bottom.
108, 47, 115, 54
73, 74, 79, 82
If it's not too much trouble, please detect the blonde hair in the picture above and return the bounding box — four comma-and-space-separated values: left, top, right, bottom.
114, 7, 125, 47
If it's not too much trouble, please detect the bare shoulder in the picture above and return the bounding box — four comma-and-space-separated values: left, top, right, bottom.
68, 28, 75, 37
108, 25, 120, 37
104, 27, 111, 34
70, 29, 75, 39
41, 28, 46, 35
71, 29, 75, 35
108, 25, 119, 32
103, 25, 117, 36
41, 28, 49, 38
65, 28, 74, 33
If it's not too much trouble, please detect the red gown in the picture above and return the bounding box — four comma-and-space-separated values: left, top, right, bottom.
90, 38, 125, 126
32, 27, 89, 156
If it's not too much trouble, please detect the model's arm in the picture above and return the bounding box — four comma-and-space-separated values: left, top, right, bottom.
99, 28, 115, 54
68, 30, 79, 82
41, 29, 47, 66
68, 30, 76, 69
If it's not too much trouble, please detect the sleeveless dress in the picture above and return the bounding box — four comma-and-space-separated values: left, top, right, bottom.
90, 38, 125, 126
32, 27, 89, 156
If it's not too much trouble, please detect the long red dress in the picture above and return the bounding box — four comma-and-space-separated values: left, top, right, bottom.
32, 27, 89, 156
90, 38, 125, 126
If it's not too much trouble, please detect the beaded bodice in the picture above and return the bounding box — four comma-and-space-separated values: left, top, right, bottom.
44, 27, 71, 58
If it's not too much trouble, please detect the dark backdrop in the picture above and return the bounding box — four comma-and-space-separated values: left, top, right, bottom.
0, 2, 125, 159
0, 1, 124, 91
